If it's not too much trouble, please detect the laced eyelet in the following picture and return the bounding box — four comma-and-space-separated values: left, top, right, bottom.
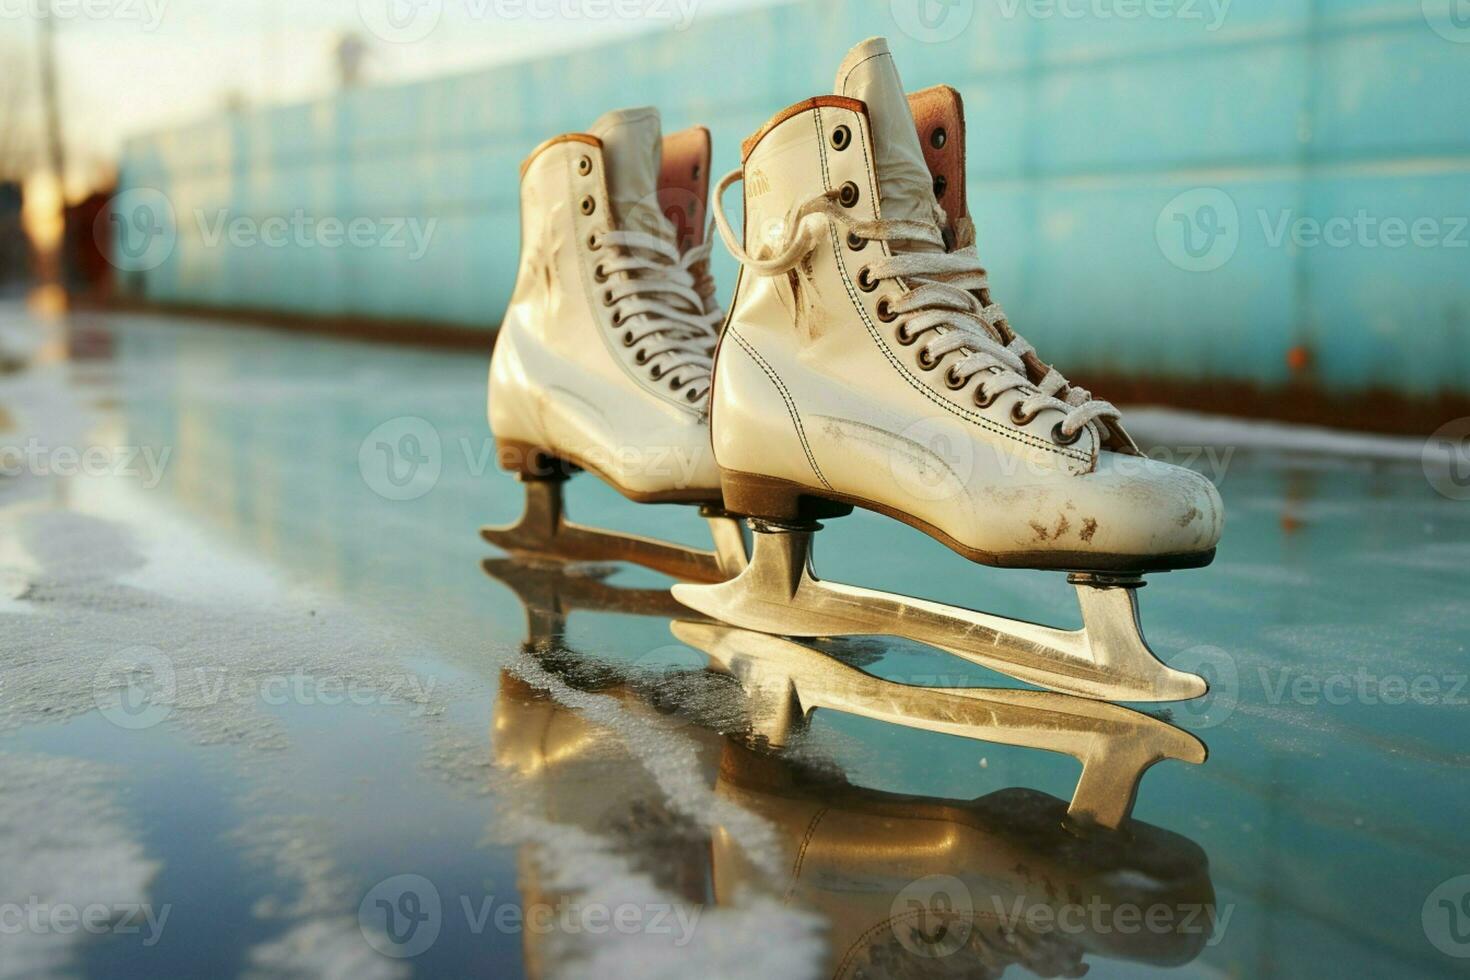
875, 297, 897, 323
974, 387, 998, 408
857, 267, 878, 292
588, 232, 602, 250
1052, 421, 1083, 446
933, 175, 947, 198
895, 324, 917, 346
593, 264, 608, 282
621, 331, 634, 346
669, 378, 685, 391
930, 127, 947, 149
611, 310, 623, 325
846, 231, 866, 251
1010, 403, 1038, 427
650, 365, 663, 380
830, 125, 851, 151
685, 389, 700, 403
838, 182, 860, 208
916, 348, 939, 370
602, 289, 613, 306
577, 156, 592, 176
634, 349, 647, 364
944, 366, 967, 390
580, 196, 596, 215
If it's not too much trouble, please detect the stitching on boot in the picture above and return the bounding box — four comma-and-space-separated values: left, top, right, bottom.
727, 327, 833, 491
810, 106, 1093, 470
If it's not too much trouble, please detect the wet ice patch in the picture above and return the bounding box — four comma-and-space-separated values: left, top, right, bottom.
244, 918, 408, 980
0, 752, 161, 980
494, 800, 824, 980
506, 654, 785, 878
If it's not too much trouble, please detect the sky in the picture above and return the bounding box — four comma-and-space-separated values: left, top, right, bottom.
0, 0, 768, 195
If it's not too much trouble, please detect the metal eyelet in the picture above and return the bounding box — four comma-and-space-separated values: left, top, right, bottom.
838, 182, 860, 207
857, 267, 878, 292
933, 175, 947, 198
577, 155, 592, 175
622, 331, 635, 346
895, 324, 917, 346
593, 264, 608, 282
846, 231, 866, 251
580, 196, 596, 215
916, 348, 939, 370
611, 310, 623, 326
1052, 421, 1083, 446
1011, 403, 1038, 427
875, 297, 897, 322
974, 387, 998, 408
830, 125, 851, 151
634, 349, 647, 364
944, 366, 967, 390
588, 232, 602, 250
669, 378, 685, 391
650, 365, 663, 380
930, 127, 947, 149
602, 289, 614, 306
685, 389, 700, 403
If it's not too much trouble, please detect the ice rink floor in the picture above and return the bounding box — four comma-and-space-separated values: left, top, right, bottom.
2, 303, 1468, 979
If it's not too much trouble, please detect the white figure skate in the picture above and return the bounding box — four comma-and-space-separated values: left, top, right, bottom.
485, 108, 747, 583
673, 39, 1224, 700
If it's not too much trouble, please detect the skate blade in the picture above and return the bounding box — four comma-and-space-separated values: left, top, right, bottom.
482, 479, 747, 584
671, 526, 1208, 703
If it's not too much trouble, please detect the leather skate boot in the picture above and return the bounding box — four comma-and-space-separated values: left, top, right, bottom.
484, 108, 746, 583
674, 39, 1223, 700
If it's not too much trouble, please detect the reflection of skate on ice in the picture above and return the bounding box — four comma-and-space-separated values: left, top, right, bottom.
675, 38, 1224, 700
672, 620, 1205, 831
485, 574, 1214, 977
484, 108, 747, 583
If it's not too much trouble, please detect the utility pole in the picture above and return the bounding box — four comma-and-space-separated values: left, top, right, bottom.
36, 0, 69, 284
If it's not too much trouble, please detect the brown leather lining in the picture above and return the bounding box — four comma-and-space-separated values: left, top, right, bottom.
907, 85, 970, 248
519, 132, 602, 178
659, 125, 712, 250
741, 96, 867, 160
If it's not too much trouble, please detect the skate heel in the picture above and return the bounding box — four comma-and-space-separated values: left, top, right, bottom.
720, 469, 853, 522
496, 439, 580, 481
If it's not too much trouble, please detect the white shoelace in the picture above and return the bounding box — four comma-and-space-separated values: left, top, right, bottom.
596, 226, 723, 402
711, 169, 1120, 441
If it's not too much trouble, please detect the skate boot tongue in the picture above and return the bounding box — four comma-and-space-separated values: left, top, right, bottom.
588, 107, 674, 242
833, 37, 938, 233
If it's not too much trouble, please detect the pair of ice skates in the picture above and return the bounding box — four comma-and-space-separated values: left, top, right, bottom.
485, 37, 1224, 703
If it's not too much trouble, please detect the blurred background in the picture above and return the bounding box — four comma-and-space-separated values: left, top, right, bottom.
2, 0, 1467, 432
